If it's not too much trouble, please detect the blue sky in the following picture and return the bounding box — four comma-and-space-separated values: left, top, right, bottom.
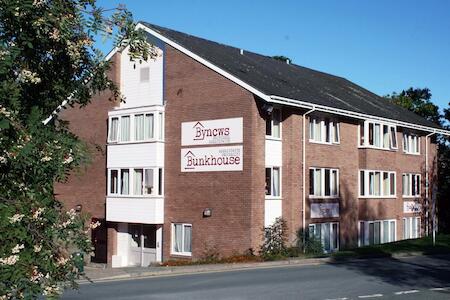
98, 0, 450, 111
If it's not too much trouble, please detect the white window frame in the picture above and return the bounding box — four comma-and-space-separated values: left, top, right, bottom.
402, 132, 420, 155
358, 121, 398, 151
171, 223, 192, 256
359, 169, 396, 198
402, 173, 421, 198
403, 217, 421, 239
108, 117, 120, 143
309, 167, 339, 198
107, 167, 164, 197
308, 222, 339, 253
309, 116, 340, 145
265, 107, 282, 140
265, 166, 282, 198
358, 219, 396, 247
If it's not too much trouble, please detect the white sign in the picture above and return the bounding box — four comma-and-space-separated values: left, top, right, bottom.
404, 201, 421, 213
181, 146, 243, 172
181, 117, 243, 146
311, 203, 339, 218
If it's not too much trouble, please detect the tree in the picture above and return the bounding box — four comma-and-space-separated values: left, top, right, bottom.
0, 1, 151, 298
386, 88, 450, 233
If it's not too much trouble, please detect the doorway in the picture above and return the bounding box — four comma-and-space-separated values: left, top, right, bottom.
128, 224, 157, 266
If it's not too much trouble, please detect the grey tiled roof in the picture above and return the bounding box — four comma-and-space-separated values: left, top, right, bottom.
141, 22, 440, 129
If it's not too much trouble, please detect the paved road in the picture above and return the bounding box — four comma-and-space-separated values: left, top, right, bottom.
62, 254, 450, 300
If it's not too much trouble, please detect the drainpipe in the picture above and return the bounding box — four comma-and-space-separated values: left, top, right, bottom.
302, 106, 315, 251
425, 131, 436, 244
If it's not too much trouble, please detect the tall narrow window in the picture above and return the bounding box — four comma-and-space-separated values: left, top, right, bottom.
134, 169, 143, 195
159, 112, 164, 140
272, 109, 281, 138
120, 169, 129, 195
359, 221, 365, 246
135, 114, 144, 141
266, 167, 280, 197
110, 169, 118, 194
120, 116, 130, 142
172, 223, 192, 255
390, 221, 396, 242
265, 168, 272, 196
144, 114, 154, 140
359, 123, 365, 146
109, 117, 119, 142
390, 127, 397, 149
158, 168, 163, 195
403, 132, 420, 154
144, 169, 154, 195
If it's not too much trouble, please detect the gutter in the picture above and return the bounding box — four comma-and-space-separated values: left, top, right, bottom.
302, 106, 315, 251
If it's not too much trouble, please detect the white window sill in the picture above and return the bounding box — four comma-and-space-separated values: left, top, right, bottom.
108, 139, 165, 145
359, 196, 397, 199
308, 195, 339, 199
265, 136, 282, 141
358, 146, 397, 152
403, 152, 421, 156
309, 140, 340, 146
265, 196, 282, 200
170, 252, 192, 257
107, 194, 164, 198
402, 195, 421, 199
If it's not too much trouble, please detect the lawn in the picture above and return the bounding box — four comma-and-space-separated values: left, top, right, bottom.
332, 234, 450, 260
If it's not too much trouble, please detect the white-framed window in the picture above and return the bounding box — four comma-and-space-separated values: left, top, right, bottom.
108, 117, 119, 142
308, 222, 339, 253
358, 219, 396, 246
309, 168, 339, 198
402, 173, 421, 197
120, 116, 131, 142
159, 112, 164, 140
171, 223, 192, 256
309, 117, 340, 144
265, 167, 281, 197
403, 217, 421, 239
266, 108, 281, 139
359, 121, 397, 150
403, 132, 420, 154
108, 167, 163, 196
359, 170, 396, 198
134, 113, 154, 141
140, 67, 150, 83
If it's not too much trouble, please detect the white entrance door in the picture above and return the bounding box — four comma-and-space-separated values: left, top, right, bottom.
128, 224, 157, 267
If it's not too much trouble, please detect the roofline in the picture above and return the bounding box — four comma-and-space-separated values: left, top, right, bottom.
115, 23, 450, 136
269, 95, 450, 135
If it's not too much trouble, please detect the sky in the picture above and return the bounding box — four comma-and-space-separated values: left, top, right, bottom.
97, 0, 450, 112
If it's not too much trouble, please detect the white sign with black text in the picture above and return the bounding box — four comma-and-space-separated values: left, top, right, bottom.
181, 145, 243, 172
181, 117, 243, 146
311, 203, 339, 219
404, 201, 422, 213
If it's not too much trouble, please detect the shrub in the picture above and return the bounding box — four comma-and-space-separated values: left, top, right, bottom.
259, 217, 288, 259
296, 228, 324, 256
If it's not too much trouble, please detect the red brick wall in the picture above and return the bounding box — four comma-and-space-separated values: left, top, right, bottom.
163, 45, 266, 260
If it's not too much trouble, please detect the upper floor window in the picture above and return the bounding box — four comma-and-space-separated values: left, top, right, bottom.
359, 170, 396, 198
403, 132, 420, 154
359, 121, 397, 150
108, 167, 163, 196
309, 168, 339, 198
266, 108, 281, 139
108, 112, 163, 143
265, 167, 281, 197
402, 173, 420, 197
309, 117, 340, 144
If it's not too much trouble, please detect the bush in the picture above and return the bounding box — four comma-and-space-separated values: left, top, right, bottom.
259, 218, 288, 259
296, 229, 324, 256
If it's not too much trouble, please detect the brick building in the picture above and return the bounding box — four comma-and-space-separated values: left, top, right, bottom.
55, 23, 449, 267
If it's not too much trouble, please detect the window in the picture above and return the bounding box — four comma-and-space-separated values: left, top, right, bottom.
108, 167, 163, 196
403, 217, 421, 239
359, 121, 397, 150
309, 168, 339, 197
266, 108, 281, 138
120, 116, 131, 142
359, 220, 396, 246
309, 117, 340, 144
402, 174, 421, 197
109, 117, 119, 142
159, 112, 164, 140
172, 223, 192, 256
308, 222, 339, 252
265, 167, 281, 197
403, 132, 420, 154
135, 114, 154, 141
140, 67, 150, 82
359, 170, 396, 197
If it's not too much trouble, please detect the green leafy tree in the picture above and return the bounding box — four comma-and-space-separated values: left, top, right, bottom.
387, 88, 450, 233
0, 0, 152, 298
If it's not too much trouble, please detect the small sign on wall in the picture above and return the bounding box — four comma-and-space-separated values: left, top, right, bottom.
181, 117, 243, 146
404, 201, 421, 213
181, 146, 243, 172
311, 203, 339, 218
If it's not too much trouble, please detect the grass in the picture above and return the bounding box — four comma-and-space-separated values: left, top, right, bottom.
332, 234, 450, 260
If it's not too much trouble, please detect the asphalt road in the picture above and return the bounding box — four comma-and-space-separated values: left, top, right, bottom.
62, 254, 450, 300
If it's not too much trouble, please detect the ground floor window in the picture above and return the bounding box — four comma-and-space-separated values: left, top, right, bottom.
359, 219, 396, 246
171, 223, 192, 256
308, 222, 339, 252
403, 217, 421, 239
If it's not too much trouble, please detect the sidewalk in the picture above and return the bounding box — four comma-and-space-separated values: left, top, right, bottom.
80, 251, 430, 284
80, 256, 331, 283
